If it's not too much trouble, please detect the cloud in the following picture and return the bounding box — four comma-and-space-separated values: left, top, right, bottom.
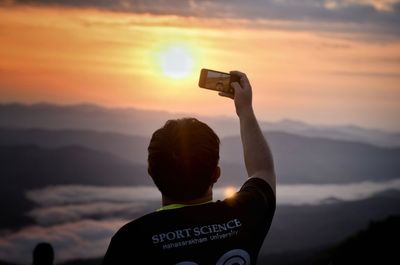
25, 185, 235, 226
219, 179, 400, 205
276, 178, 400, 205
7, 0, 400, 14
26, 185, 161, 225
0, 186, 163, 263
329, 0, 400, 11
3, 0, 400, 38
28, 202, 150, 226
26, 185, 161, 207
0, 219, 127, 264
27, 180, 400, 212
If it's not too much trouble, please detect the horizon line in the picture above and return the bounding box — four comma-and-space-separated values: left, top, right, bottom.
0, 100, 399, 134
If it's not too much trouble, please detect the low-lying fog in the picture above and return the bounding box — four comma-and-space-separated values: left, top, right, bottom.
1, 179, 399, 264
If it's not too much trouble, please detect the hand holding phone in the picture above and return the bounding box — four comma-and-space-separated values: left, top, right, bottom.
198, 69, 240, 95
199, 69, 253, 117
227, 70, 253, 116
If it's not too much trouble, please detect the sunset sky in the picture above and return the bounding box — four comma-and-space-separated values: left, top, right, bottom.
1, 0, 399, 130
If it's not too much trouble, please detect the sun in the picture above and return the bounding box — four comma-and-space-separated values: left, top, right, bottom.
224, 187, 237, 198
159, 44, 194, 79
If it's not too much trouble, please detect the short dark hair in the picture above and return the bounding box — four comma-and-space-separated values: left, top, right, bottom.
148, 118, 220, 201
33, 242, 54, 265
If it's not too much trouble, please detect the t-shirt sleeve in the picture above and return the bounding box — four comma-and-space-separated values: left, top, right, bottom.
230, 177, 276, 223
102, 229, 135, 265
102, 234, 123, 265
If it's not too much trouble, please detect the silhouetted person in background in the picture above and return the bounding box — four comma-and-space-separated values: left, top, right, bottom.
33, 242, 54, 265
102, 71, 276, 264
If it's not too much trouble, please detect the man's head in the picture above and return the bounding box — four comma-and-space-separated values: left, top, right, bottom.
148, 118, 220, 201
33, 242, 54, 265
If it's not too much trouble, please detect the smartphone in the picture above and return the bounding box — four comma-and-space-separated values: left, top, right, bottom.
198, 69, 239, 95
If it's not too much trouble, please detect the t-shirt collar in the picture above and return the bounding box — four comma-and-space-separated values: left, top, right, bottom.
156, 200, 213, 212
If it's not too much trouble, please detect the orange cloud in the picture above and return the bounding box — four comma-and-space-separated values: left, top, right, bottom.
0, 5, 399, 130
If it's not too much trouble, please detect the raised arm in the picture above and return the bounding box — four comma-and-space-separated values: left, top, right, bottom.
219, 71, 276, 195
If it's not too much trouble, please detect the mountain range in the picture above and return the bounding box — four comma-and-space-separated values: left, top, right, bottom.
1, 103, 399, 147
1, 127, 399, 185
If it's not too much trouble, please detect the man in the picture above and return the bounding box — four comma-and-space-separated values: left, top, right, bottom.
33, 242, 54, 265
102, 71, 276, 265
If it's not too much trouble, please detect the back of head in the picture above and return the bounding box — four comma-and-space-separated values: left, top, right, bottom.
33, 242, 54, 265
148, 118, 220, 201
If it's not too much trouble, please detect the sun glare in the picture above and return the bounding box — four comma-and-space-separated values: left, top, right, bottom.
224, 187, 237, 198
159, 44, 194, 79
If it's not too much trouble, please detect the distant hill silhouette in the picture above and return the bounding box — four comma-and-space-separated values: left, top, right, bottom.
310, 215, 400, 265
0, 127, 150, 164
0, 145, 150, 188
258, 215, 400, 265
222, 131, 400, 184
1, 103, 399, 147
2, 127, 399, 184
0, 103, 181, 137
262, 190, 400, 254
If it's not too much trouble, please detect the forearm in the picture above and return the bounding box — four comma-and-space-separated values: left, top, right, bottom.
219, 70, 276, 192
239, 107, 276, 192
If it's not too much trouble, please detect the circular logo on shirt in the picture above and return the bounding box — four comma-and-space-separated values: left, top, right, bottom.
215, 249, 250, 265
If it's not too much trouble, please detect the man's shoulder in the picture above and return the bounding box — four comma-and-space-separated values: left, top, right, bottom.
230, 178, 275, 207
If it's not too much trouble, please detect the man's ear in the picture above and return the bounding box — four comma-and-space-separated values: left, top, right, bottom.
211, 166, 221, 184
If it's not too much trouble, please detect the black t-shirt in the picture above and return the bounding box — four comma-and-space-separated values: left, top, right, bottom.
102, 177, 275, 265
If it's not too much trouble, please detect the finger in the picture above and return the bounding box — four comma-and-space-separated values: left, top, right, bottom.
230, 71, 249, 86
218, 92, 234, 99
240, 76, 251, 87
231, 81, 242, 93
230, 70, 247, 80
230, 70, 246, 77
